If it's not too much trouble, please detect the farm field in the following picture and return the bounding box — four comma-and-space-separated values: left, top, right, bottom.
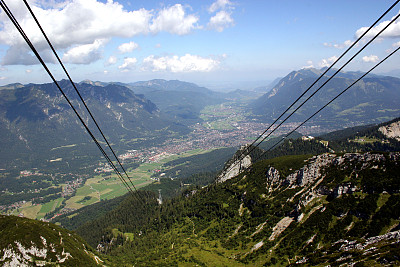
10, 148, 218, 220
200, 103, 245, 131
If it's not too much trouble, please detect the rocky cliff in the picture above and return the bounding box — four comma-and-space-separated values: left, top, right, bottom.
379, 120, 400, 141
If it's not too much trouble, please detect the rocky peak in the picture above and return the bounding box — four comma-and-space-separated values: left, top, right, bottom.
216, 145, 253, 183
265, 167, 281, 192
286, 153, 336, 187
379, 120, 400, 141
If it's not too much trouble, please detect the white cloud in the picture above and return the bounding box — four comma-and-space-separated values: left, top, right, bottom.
362, 55, 379, 63
323, 40, 354, 49
385, 42, 400, 53
107, 55, 117, 65
207, 0, 235, 32
355, 13, 400, 39
63, 39, 106, 64
0, 0, 200, 65
209, 0, 234, 13
0, 76, 7, 80
302, 60, 314, 69
208, 11, 234, 32
0, 0, 152, 49
318, 56, 338, 68
150, 4, 199, 35
155, 43, 161, 48
142, 54, 220, 72
344, 40, 354, 47
118, 41, 139, 53
26, 69, 32, 73
118, 57, 137, 72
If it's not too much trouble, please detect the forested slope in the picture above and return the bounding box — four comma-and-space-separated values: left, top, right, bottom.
72, 152, 400, 266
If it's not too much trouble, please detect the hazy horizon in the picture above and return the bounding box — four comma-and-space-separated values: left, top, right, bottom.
1, 0, 400, 86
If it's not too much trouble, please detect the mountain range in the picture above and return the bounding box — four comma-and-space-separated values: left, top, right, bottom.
0, 80, 188, 170
1, 68, 399, 171
127, 79, 227, 124
251, 68, 400, 128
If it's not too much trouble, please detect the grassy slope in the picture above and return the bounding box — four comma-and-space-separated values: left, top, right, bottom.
0, 214, 109, 266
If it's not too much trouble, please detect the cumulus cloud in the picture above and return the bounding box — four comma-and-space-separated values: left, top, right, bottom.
0, 0, 200, 65
208, 11, 234, 32
118, 57, 137, 72
26, 69, 32, 73
150, 4, 199, 35
0, 76, 7, 80
142, 54, 220, 72
318, 56, 338, 68
362, 55, 379, 63
207, 0, 235, 32
118, 41, 139, 53
209, 0, 234, 13
0, 0, 152, 49
63, 39, 106, 64
107, 55, 118, 65
355, 13, 400, 39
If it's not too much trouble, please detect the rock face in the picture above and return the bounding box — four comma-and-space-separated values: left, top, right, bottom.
216, 145, 253, 183
338, 230, 400, 252
217, 155, 251, 183
379, 120, 400, 141
266, 152, 389, 189
266, 167, 280, 192
1, 240, 71, 266
285, 153, 335, 186
268, 217, 294, 241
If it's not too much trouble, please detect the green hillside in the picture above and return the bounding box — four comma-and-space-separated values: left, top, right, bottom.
0, 215, 108, 266
67, 151, 400, 266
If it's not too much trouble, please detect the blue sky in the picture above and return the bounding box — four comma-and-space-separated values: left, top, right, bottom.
0, 0, 399, 88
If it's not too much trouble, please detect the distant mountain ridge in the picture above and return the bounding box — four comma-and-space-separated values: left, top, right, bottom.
128, 79, 227, 124
251, 68, 400, 128
0, 80, 188, 169
131, 79, 212, 93
78, 79, 230, 124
